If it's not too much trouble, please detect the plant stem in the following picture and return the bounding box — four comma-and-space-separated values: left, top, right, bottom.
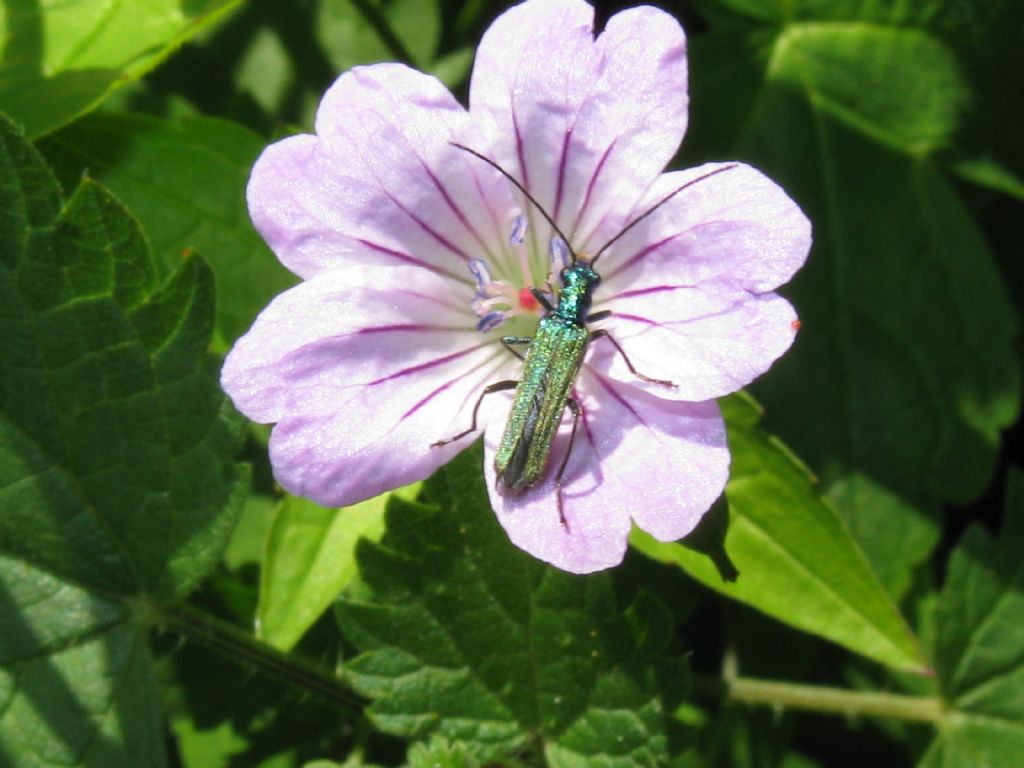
693, 675, 947, 724
140, 599, 361, 713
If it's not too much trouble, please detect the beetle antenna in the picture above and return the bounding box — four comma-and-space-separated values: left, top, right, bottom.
590, 163, 739, 266
450, 142, 579, 265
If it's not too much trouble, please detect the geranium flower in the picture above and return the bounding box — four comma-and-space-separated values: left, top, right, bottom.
221, 0, 811, 573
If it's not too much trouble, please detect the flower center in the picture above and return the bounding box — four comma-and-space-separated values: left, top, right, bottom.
467, 214, 569, 334
468, 257, 538, 332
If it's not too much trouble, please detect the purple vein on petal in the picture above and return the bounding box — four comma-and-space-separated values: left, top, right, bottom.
384, 189, 472, 262
389, 286, 477, 316
605, 313, 661, 327
511, 107, 531, 189
422, 162, 494, 257
571, 138, 617, 239
367, 343, 485, 386
552, 128, 573, 221
612, 295, 755, 332
356, 238, 466, 283
471, 172, 505, 248
402, 376, 461, 420
607, 284, 688, 301
401, 351, 502, 421
510, 103, 542, 260
590, 370, 647, 426
603, 231, 682, 281
364, 109, 493, 258
356, 323, 459, 336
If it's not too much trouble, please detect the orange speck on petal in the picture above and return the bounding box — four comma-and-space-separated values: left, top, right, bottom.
519, 287, 538, 311
791, 319, 802, 331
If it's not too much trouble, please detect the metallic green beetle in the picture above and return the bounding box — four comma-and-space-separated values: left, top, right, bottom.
435, 144, 735, 521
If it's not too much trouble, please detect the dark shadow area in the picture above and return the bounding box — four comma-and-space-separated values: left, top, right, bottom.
0, 566, 130, 764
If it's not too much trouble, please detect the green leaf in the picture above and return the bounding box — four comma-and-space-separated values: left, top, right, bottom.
169, 716, 248, 768
632, 394, 926, 673
429, 47, 475, 90
920, 469, 1024, 767
685, 9, 1021, 590
318, 0, 441, 72
233, 27, 295, 120
0, 0, 242, 138
0, 113, 245, 600
749, 102, 1020, 505
406, 737, 481, 768
39, 111, 295, 348
223, 492, 278, 571
700, 0, 1005, 29
949, 156, 1024, 201
336, 446, 687, 766
0, 555, 166, 767
258, 485, 419, 652
824, 473, 939, 601
769, 23, 968, 155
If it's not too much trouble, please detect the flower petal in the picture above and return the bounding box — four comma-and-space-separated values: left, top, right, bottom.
222, 265, 471, 419
584, 375, 729, 542
590, 287, 799, 402
248, 63, 514, 281
269, 355, 503, 508
577, 162, 809, 401
222, 265, 514, 507
600, 163, 812, 295
469, 0, 688, 251
482, 391, 632, 574
482, 370, 728, 573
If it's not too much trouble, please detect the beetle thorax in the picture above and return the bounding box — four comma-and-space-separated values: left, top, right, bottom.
555, 265, 600, 324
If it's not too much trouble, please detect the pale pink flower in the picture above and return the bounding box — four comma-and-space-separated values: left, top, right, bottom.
221, 0, 811, 573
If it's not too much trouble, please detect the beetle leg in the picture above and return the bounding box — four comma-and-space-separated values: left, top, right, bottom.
501, 336, 533, 361
555, 396, 584, 529
590, 329, 676, 387
432, 379, 519, 446
530, 286, 556, 312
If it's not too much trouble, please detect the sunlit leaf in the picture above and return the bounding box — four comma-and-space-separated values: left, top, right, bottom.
0, 557, 166, 768
258, 486, 419, 652
632, 394, 927, 672
0, 0, 242, 137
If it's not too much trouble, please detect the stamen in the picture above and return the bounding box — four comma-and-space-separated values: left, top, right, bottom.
468, 257, 494, 292
508, 213, 527, 245
476, 312, 508, 332
473, 295, 510, 313
550, 237, 570, 270
465, 226, 553, 334
507, 213, 533, 291
466, 258, 521, 333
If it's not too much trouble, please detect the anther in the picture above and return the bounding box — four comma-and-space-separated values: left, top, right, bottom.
468, 258, 494, 293
509, 213, 528, 245
476, 312, 507, 332
549, 237, 570, 270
